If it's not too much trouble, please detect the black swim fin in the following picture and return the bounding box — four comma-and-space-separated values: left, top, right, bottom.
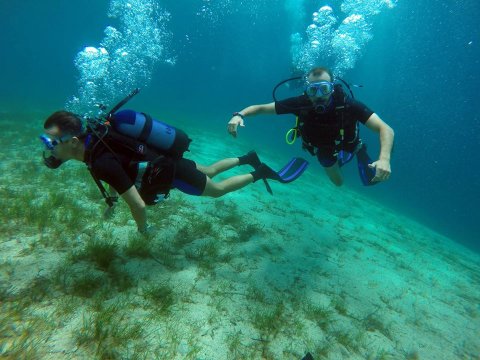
263, 179, 273, 195
356, 144, 378, 186
239, 150, 262, 169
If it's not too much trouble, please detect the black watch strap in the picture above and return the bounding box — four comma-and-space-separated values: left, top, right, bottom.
232, 112, 245, 119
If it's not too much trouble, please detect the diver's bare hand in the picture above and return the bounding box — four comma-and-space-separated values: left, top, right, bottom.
369, 159, 391, 182
227, 116, 244, 138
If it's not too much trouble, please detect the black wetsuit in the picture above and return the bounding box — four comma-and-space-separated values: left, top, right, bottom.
85, 135, 207, 198
275, 93, 374, 167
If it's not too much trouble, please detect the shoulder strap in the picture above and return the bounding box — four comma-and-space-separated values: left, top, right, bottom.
84, 130, 120, 209
87, 166, 118, 208
333, 84, 348, 110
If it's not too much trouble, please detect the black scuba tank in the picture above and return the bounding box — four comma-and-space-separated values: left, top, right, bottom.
111, 109, 191, 159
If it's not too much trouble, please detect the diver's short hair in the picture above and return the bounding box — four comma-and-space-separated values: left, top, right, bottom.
44, 111, 84, 136
307, 67, 334, 81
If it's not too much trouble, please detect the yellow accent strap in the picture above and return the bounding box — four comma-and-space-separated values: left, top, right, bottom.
286, 116, 299, 145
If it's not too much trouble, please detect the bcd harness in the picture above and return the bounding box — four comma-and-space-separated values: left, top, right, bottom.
282, 79, 361, 157
83, 89, 188, 208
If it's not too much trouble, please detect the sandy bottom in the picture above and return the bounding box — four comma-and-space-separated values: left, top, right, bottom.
1, 117, 479, 359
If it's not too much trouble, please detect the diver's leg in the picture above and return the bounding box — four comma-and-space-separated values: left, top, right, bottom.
316, 146, 343, 186
201, 174, 254, 198
323, 163, 343, 186
174, 158, 254, 197
196, 158, 239, 178
196, 151, 261, 179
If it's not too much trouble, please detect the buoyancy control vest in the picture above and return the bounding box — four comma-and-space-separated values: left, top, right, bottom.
294, 83, 359, 153
277, 77, 361, 152
85, 89, 192, 207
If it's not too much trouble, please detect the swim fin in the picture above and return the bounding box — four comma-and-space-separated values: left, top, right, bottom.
239, 150, 261, 169
337, 149, 355, 167
253, 157, 309, 194
356, 144, 378, 186
276, 157, 309, 183
238, 151, 273, 194
263, 179, 273, 195
255, 157, 309, 183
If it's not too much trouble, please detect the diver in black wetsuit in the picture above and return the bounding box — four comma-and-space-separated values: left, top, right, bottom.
40, 110, 289, 235
227, 66, 394, 186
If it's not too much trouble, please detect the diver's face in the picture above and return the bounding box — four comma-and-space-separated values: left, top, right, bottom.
44, 127, 76, 162
306, 73, 333, 103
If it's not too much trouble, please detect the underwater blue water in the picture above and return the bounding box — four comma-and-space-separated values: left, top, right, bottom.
1, 0, 479, 251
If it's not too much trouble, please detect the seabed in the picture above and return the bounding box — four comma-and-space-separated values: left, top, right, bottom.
1, 116, 479, 359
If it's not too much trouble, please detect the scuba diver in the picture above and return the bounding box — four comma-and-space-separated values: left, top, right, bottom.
40, 90, 308, 235
227, 66, 394, 186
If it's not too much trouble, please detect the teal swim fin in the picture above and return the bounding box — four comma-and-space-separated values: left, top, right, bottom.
356, 144, 378, 186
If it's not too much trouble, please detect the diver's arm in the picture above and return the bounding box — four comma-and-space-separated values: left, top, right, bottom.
120, 185, 148, 232
365, 113, 395, 181
227, 102, 276, 137
239, 102, 276, 116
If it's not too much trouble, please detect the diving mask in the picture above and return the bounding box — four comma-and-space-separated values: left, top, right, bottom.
40, 134, 73, 149
305, 81, 335, 98
39, 134, 71, 169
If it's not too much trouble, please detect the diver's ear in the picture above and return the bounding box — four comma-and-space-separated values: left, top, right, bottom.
71, 137, 81, 146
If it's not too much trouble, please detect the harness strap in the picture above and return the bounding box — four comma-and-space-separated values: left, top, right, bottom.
87, 167, 118, 208
300, 94, 362, 155
84, 129, 122, 208
139, 113, 153, 143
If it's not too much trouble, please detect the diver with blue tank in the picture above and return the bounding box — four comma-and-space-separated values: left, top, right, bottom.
40, 90, 308, 235
227, 66, 394, 186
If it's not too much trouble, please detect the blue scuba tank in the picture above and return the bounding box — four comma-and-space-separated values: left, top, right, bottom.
111, 109, 191, 159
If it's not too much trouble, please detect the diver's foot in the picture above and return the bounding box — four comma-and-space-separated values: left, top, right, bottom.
251, 163, 280, 182
238, 150, 261, 169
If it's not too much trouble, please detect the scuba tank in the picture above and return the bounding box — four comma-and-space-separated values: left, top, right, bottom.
110, 109, 191, 160
85, 88, 191, 208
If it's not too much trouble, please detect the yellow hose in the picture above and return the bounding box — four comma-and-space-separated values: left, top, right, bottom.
285, 116, 299, 145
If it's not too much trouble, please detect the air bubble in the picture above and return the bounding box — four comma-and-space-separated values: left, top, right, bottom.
66, 0, 172, 116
